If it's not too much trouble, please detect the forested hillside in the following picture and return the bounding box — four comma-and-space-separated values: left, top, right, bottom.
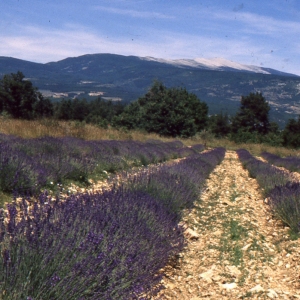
1, 54, 300, 126
1, 72, 300, 148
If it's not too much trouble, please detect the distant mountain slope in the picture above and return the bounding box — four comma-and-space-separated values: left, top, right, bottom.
0, 53, 300, 127
141, 56, 297, 76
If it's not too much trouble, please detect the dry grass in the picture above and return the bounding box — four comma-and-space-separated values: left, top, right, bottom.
0, 117, 297, 156
0, 117, 169, 142
203, 138, 298, 157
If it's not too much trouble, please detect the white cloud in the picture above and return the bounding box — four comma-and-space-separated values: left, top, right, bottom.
0, 22, 299, 75
0, 27, 278, 63
0, 25, 177, 62
94, 5, 174, 19
211, 10, 300, 36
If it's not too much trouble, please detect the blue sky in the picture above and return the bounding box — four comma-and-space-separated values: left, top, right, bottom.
1, 0, 300, 74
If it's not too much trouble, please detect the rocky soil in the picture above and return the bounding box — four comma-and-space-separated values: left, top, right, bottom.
157, 151, 300, 300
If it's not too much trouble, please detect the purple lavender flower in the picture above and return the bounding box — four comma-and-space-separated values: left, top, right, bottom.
50, 273, 61, 286
0, 134, 225, 298
237, 149, 300, 233
262, 151, 300, 173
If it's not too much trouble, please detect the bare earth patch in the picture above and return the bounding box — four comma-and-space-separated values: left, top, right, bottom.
157, 151, 300, 299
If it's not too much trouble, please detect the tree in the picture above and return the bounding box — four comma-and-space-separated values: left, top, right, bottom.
53, 99, 74, 120
230, 92, 271, 142
282, 116, 300, 148
208, 112, 230, 138
0, 71, 53, 119
33, 96, 53, 118
72, 98, 89, 121
86, 98, 125, 126
113, 81, 208, 137
113, 101, 142, 130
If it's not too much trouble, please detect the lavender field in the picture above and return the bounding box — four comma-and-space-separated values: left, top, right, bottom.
0, 133, 205, 198
237, 149, 300, 233
261, 151, 300, 173
0, 133, 225, 299
1, 135, 300, 299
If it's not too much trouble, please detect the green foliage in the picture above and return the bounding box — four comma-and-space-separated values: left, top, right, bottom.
208, 112, 230, 138
53, 98, 74, 120
231, 92, 271, 135
112, 101, 142, 130
229, 129, 258, 144
33, 97, 53, 118
206, 93, 283, 144
53, 97, 125, 127
113, 81, 208, 137
260, 130, 283, 147
229, 128, 283, 146
229, 92, 282, 144
86, 98, 124, 127
282, 116, 300, 148
0, 71, 124, 125
0, 71, 53, 119
54, 98, 90, 121
1, 54, 298, 127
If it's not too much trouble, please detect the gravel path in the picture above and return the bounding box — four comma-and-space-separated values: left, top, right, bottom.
157, 151, 300, 299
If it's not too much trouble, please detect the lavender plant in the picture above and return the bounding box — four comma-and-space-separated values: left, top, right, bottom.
0, 134, 196, 197
236, 149, 291, 195
268, 182, 300, 232
0, 143, 42, 194
119, 147, 225, 217
172, 147, 198, 158
189, 143, 205, 153
261, 151, 300, 173
0, 147, 225, 299
237, 149, 300, 233
0, 188, 184, 299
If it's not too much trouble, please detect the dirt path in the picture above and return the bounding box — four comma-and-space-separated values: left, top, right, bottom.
157, 151, 300, 299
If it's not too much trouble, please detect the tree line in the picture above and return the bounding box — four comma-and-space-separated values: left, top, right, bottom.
1, 71, 300, 148
0, 71, 124, 128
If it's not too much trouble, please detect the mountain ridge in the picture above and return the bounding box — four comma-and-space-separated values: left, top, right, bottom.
140, 56, 298, 77
0, 53, 300, 127
2, 53, 296, 77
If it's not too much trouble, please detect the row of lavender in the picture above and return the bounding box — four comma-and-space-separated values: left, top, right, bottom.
0, 147, 225, 299
236, 149, 300, 233
0, 133, 204, 195
261, 151, 300, 173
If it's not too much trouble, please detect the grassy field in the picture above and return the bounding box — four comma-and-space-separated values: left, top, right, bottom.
0, 116, 297, 157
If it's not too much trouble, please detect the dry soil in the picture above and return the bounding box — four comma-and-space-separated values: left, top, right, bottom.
157, 150, 300, 300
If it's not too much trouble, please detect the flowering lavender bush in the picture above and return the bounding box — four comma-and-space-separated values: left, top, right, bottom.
0, 134, 195, 196
0, 147, 225, 299
198, 147, 225, 168
172, 147, 198, 158
261, 151, 300, 173
119, 147, 225, 218
237, 149, 300, 232
236, 149, 291, 195
189, 143, 205, 153
268, 182, 300, 232
0, 142, 43, 194
0, 188, 184, 299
